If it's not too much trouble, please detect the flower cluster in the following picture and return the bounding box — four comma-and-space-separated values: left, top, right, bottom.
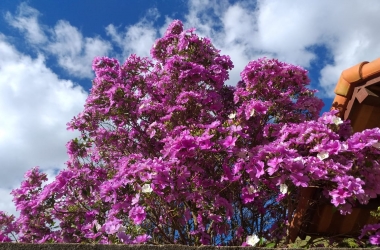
360, 224, 380, 245
1, 20, 380, 246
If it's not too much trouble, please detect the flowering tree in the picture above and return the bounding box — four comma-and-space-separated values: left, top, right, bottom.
1, 20, 380, 246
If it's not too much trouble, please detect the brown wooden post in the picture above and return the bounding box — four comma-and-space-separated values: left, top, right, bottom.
289, 187, 316, 242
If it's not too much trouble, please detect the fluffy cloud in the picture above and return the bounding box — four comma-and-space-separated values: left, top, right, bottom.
5, 2, 47, 44
254, 0, 380, 96
48, 20, 112, 78
184, 0, 263, 87
0, 35, 87, 214
5, 4, 112, 79
0, 188, 16, 216
8, 0, 380, 94
105, 8, 160, 60
183, 0, 380, 96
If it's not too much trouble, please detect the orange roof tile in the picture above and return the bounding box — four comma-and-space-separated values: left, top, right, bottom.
331, 58, 380, 132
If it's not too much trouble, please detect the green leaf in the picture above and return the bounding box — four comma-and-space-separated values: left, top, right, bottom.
265, 242, 276, 248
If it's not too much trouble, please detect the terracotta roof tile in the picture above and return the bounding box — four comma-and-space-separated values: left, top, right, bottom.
331, 57, 380, 131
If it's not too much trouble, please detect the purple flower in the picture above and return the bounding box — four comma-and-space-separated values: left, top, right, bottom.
267, 157, 283, 176
128, 206, 146, 225
164, 20, 183, 35
117, 232, 132, 244
222, 136, 237, 148
103, 218, 123, 234
241, 186, 257, 204
329, 189, 349, 206
370, 235, 380, 245
0, 233, 11, 242
134, 234, 151, 244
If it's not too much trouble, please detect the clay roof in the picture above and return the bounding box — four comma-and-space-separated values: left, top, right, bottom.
331, 58, 380, 132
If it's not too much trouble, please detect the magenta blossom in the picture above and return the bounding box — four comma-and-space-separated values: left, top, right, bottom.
128, 206, 146, 225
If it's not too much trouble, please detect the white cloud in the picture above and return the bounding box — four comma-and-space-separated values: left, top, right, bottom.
0, 188, 16, 216
5, 2, 47, 45
180, 0, 380, 95
254, 0, 380, 96
106, 9, 160, 60
182, 0, 265, 86
5, 5, 112, 79
0, 35, 87, 214
48, 20, 112, 78
8, 1, 380, 93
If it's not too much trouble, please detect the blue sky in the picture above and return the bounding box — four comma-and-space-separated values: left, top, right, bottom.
1, 0, 380, 215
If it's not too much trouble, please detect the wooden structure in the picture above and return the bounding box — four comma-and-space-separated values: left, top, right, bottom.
289, 58, 380, 242
332, 58, 380, 132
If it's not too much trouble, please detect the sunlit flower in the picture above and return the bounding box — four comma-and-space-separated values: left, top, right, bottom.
332, 116, 343, 125
228, 113, 236, 119
293, 157, 302, 162
246, 234, 260, 246
317, 151, 329, 160
280, 184, 288, 194
141, 184, 153, 193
